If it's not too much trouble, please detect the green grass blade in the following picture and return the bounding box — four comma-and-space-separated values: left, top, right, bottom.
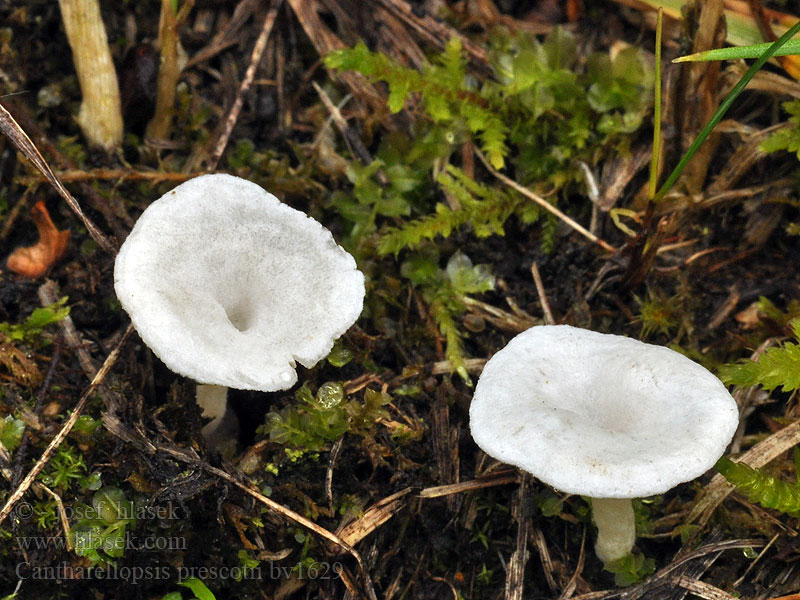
648, 8, 663, 199
653, 19, 800, 203
675, 39, 800, 63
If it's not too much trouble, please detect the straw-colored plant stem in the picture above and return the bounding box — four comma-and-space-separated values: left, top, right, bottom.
57, 0, 123, 149
146, 0, 195, 142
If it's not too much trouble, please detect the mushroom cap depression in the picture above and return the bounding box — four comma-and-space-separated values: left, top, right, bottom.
114, 174, 365, 392
469, 325, 738, 498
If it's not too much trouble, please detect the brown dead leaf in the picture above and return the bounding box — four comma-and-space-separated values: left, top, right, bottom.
334, 488, 412, 551
7, 201, 70, 278
0, 333, 42, 386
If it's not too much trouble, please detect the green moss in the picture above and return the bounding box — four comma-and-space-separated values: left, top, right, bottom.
718, 320, 800, 392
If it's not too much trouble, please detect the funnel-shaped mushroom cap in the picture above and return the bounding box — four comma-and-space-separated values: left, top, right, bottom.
114, 174, 365, 392
470, 325, 738, 498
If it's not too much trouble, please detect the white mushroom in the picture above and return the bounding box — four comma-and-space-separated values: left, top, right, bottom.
469, 325, 739, 565
114, 174, 365, 445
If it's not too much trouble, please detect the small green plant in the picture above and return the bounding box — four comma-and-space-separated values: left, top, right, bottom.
632, 497, 660, 537
603, 551, 655, 587
161, 577, 217, 600
675, 39, 800, 64
33, 500, 58, 530
225, 138, 258, 170
334, 493, 365, 518
531, 488, 563, 517
379, 164, 545, 255
0, 415, 25, 452
634, 290, 681, 339
329, 130, 446, 256
39, 444, 86, 491
327, 37, 508, 168
326, 30, 652, 173
716, 455, 800, 517
0, 297, 69, 343
0, 298, 68, 384
325, 28, 652, 257
714, 315, 800, 519
401, 249, 494, 383
761, 99, 800, 161
0, 586, 19, 600
70, 414, 102, 438
261, 382, 348, 454
717, 319, 800, 392
55, 136, 88, 167
260, 383, 391, 457
70, 486, 136, 566
236, 549, 260, 582
326, 340, 354, 367
469, 518, 492, 550
469, 489, 509, 550
475, 563, 495, 586
759, 101, 800, 235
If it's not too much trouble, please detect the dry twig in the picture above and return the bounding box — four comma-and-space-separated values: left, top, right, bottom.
475, 148, 616, 253
185, 0, 260, 69
206, 0, 282, 171
505, 474, 530, 600
417, 470, 518, 499
531, 262, 556, 325
687, 418, 800, 527
19, 169, 204, 185
154, 442, 381, 600
0, 324, 134, 526
0, 103, 116, 255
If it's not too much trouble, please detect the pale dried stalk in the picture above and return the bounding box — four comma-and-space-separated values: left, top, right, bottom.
687, 417, 800, 527
475, 149, 616, 253
531, 262, 555, 325
146, 0, 195, 142
57, 0, 123, 149
505, 474, 530, 600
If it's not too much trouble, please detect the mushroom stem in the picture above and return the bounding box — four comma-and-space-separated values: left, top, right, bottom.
196, 384, 228, 426
591, 497, 636, 564
195, 384, 239, 452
